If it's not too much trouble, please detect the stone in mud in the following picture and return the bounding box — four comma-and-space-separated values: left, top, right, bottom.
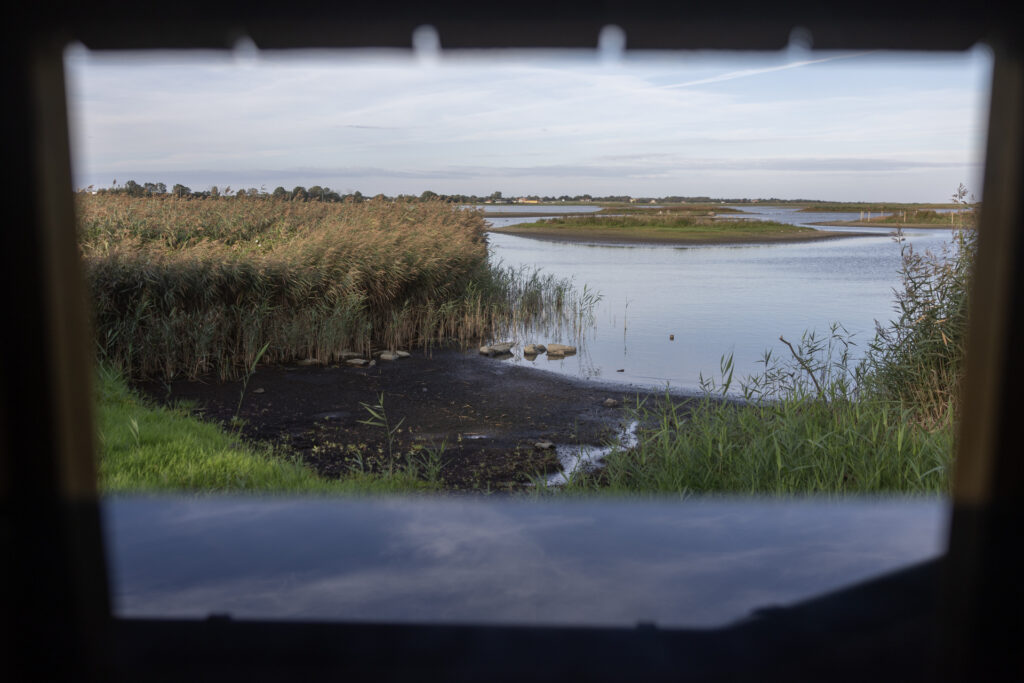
602, 398, 620, 408
523, 344, 546, 355
534, 440, 555, 450
345, 358, 369, 367
378, 351, 400, 361
338, 350, 361, 360
253, 387, 265, 394
395, 350, 411, 358
479, 341, 516, 356
546, 343, 577, 355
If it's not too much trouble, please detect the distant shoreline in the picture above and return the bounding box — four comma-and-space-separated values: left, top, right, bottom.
488, 225, 873, 246
808, 220, 958, 229
477, 210, 600, 218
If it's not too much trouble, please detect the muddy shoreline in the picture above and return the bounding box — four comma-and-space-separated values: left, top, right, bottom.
138, 348, 691, 492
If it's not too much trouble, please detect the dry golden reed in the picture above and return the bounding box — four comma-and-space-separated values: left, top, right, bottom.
79, 195, 576, 380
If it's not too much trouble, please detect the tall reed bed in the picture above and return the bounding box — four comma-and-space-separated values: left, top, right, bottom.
79, 195, 583, 380
862, 225, 975, 428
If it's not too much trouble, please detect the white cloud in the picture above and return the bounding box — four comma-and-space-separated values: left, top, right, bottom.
657, 51, 879, 89
64, 46, 991, 201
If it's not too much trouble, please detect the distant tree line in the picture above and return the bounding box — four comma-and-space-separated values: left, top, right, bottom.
86, 180, 372, 203
81, 180, 802, 205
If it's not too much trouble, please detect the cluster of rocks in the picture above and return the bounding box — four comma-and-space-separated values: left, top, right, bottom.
295, 349, 411, 368
478, 341, 578, 360
478, 341, 516, 357
537, 343, 577, 359
376, 350, 411, 362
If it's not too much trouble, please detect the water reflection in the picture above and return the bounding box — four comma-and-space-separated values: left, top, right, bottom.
105, 497, 946, 627
483, 206, 957, 391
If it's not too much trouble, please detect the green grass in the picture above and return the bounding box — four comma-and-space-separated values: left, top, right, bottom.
95, 365, 439, 494
494, 215, 823, 243
537, 392, 952, 498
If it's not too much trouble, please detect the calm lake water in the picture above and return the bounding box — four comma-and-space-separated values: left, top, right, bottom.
481, 205, 958, 393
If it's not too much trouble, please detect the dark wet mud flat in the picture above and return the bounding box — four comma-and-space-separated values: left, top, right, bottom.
138, 348, 691, 492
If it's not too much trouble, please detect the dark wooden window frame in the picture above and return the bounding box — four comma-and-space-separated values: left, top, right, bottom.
3, 3, 1021, 680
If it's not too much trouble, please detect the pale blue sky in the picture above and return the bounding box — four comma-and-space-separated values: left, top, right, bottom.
64, 43, 992, 201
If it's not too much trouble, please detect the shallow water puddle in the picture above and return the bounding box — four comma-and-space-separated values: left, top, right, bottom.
547, 420, 639, 486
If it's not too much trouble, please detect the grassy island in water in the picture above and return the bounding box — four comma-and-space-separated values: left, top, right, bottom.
490, 214, 855, 245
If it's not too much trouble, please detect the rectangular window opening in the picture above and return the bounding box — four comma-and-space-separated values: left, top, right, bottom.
65, 41, 993, 629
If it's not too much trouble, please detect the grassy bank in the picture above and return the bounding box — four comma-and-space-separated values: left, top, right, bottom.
95, 365, 438, 493
812, 208, 971, 228
80, 195, 581, 381
491, 214, 850, 245
539, 207, 976, 497
544, 333, 954, 497
478, 204, 741, 219
797, 202, 961, 213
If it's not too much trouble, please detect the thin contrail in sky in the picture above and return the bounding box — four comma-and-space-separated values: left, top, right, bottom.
659, 51, 879, 90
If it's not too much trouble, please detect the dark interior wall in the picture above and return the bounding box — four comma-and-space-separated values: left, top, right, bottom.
18, 1, 1014, 50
